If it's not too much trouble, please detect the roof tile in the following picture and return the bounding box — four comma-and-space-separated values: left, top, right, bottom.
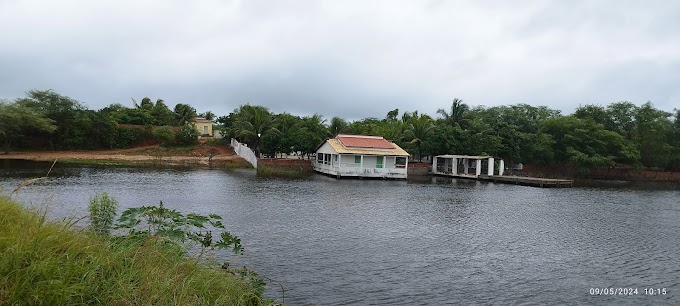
337, 135, 395, 149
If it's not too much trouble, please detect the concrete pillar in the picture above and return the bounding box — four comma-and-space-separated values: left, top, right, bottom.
453, 158, 458, 174
487, 158, 494, 176
360, 155, 364, 173
432, 156, 437, 173
475, 159, 482, 176
499, 160, 505, 176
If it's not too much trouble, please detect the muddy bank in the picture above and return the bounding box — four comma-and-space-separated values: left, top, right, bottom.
0, 145, 252, 169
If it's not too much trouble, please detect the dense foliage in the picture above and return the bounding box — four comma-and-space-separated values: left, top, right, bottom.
224, 100, 679, 171
4, 89, 679, 171
2, 90, 203, 150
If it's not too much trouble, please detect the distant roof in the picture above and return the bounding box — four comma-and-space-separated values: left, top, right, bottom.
435, 154, 492, 159
192, 117, 212, 123
337, 134, 395, 149
320, 134, 409, 156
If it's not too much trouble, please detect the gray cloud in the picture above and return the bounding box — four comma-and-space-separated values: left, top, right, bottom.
1, 0, 678, 120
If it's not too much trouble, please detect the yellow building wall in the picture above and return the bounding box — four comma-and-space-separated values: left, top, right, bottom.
192, 122, 213, 136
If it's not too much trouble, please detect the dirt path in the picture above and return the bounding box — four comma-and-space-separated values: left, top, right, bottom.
0, 144, 250, 167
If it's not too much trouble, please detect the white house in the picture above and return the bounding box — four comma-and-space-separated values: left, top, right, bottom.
314, 134, 409, 179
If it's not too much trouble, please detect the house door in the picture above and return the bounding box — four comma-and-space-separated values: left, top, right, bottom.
203, 126, 208, 135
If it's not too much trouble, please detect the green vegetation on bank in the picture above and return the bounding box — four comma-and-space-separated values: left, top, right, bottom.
0, 90, 208, 152
0, 195, 273, 305
221, 100, 680, 172
256, 164, 312, 178
2, 89, 679, 172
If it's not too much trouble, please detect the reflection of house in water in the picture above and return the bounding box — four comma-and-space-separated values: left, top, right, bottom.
314, 134, 409, 179
432, 155, 504, 179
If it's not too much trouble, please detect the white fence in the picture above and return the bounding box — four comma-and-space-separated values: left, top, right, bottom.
231, 138, 257, 169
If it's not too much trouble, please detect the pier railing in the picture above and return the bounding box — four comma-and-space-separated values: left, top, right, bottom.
230, 138, 257, 169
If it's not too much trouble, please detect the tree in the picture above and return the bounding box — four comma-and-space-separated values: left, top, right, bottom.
437, 98, 470, 129
174, 103, 197, 125
634, 102, 673, 168
328, 117, 348, 136
421, 123, 462, 156
15, 90, 90, 149
232, 105, 277, 157
386, 109, 399, 121
669, 109, 680, 170
139, 97, 154, 111
175, 124, 199, 146
541, 116, 639, 171
294, 114, 327, 158
199, 111, 216, 121
151, 99, 176, 126
574, 104, 610, 127
272, 113, 301, 157
0, 101, 57, 152
606, 101, 638, 140
405, 113, 434, 162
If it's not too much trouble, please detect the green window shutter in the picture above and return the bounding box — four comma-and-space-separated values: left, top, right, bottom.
355, 155, 361, 163
376, 156, 383, 168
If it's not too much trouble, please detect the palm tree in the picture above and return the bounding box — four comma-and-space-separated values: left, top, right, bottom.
328, 116, 348, 136
406, 113, 434, 162
437, 98, 469, 129
200, 111, 216, 121
233, 105, 278, 157
174, 103, 197, 125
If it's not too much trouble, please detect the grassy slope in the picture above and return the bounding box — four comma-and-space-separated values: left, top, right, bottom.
0, 196, 265, 305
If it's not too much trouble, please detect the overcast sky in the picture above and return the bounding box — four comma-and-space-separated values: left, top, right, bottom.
1, 0, 678, 120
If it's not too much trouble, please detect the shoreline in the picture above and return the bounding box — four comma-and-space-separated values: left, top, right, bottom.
0, 148, 253, 169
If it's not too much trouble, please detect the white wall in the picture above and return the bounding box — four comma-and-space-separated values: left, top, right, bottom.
317, 142, 337, 154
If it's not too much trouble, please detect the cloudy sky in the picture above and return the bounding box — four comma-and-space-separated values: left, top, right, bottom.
1, 0, 678, 120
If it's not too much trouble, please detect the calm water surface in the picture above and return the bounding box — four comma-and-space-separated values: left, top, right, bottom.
1, 160, 679, 305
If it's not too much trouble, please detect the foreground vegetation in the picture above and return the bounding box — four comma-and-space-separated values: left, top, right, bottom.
0, 195, 273, 305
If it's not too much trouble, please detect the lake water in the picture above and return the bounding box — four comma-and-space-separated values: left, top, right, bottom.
1, 160, 679, 305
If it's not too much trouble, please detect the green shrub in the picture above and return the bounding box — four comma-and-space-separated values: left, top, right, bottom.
88, 192, 118, 236
175, 124, 200, 146
152, 126, 175, 146
113, 126, 146, 148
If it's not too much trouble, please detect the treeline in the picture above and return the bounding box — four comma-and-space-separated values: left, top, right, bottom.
0, 90, 210, 151
221, 99, 680, 171
3, 90, 679, 171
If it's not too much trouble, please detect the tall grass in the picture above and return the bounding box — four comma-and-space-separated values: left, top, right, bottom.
0, 196, 269, 305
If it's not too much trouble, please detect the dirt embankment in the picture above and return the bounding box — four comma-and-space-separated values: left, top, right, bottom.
0, 144, 251, 168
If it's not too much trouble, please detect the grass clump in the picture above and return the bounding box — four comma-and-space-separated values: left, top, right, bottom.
0, 196, 271, 305
256, 164, 311, 178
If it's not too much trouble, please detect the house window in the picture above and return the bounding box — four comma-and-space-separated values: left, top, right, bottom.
203, 126, 208, 135
324, 154, 331, 165
396, 157, 406, 168
376, 156, 383, 168
317, 153, 324, 164
355, 155, 361, 164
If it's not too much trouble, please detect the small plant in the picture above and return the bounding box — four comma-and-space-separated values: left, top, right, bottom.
115, 201, 243, 255
88, 192, 118, 236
